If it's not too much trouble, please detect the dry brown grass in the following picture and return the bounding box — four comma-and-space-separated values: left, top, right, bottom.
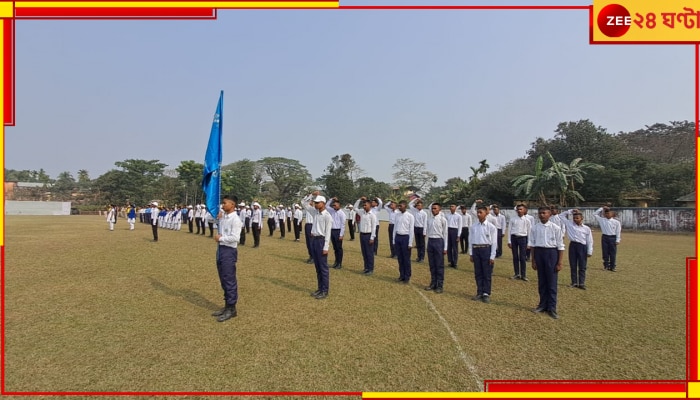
4, 216, 692, 394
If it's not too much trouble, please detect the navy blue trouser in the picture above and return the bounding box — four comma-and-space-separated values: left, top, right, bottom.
348, 220, 355, 240
252, 222, 261, 246
360, 233, 374, 271
511, 235, 528, 278
216, 245, 239, 306
151, 221, 158, 241
305, 223, 313, 258
460, 227, 469, 253
447, 228, 459, 266
414, 227, 425, 260
373, 225, 379, 255
472, 246, 493, 296
395, 234, 411, 281
427, 238, 445, 285
388, 224, 395, 256
278, 219, 285, 237
569, 241, 588, 285
602, 234, 617, 269
268, 218, 275, 235
496, 229, 504, 257
293, 218, 301, 240
534, 247, 559, 312
330, 228, 343, 265
311, 237, 329, 292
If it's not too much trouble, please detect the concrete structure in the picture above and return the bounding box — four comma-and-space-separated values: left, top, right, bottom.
6, 201, 71, 215
675, 192, 696, 208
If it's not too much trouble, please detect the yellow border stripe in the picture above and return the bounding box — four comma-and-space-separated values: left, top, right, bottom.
15, 1, 338, 8
363, 393, 687, 399
0, 2, 12, 17
689, 382, 700, 398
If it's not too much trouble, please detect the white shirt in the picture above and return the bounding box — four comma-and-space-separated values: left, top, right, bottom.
385, 203, 399, 224
356, 207, 378, 240
251, 209, 262, 224
267, 208, 276, 219
490, 211, 506, 230
218, 210, 242, 248
468, 219, 497, 260
507, 214, 532, 243
347, 209, 357, 223
392, 210, 415, 246
594, 208, 622, 243
408, 199, 427, 231
560, 210, 594, 255
150, 207, 159, 225
528, 221, 565, 250
426, 212, 449, 251
277, 209, 286, 220
371, 197, 383, 218
470, 202, 498, 226
294, 209, 303, 221
460, 212, 472, 228
310, 208, 333, 251
549, 213, 567, 238
447, 211, 462, 230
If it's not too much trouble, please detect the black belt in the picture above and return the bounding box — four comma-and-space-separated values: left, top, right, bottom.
396, 233, 408, 236
472, 244, 491, 248
571, 241, 586, 246
603, 234, 616, 237
360, 232, 372, 235
311, 236, 325, 240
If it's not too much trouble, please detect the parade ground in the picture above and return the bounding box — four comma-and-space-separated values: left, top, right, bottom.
4, 215, 693, 393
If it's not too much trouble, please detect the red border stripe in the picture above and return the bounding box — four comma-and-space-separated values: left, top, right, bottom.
485, 382, 686, 393
3, 19, 13, 126
339, 5, 589, 9
15, 7, 217, 18
689, 258, 698, 381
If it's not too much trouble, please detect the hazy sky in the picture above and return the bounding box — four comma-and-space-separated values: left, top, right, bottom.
6, 0, 696, 185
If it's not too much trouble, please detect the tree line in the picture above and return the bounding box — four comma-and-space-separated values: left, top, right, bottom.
5, 119, 694, 209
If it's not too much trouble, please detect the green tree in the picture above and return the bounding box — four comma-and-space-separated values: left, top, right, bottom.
113, 159, 168, 205
258, 157, 313, 205
176, 160, 204, 205
391, 158, 437, 194
512, 155, 551, 205
52, 171, 76, 201
92, 170, 130, 205
354, 177, 393, 201
317, 154, 361, 203
221, 159, 263, 201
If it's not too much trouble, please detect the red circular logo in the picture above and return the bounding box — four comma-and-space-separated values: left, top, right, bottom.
597, 4, 631, 37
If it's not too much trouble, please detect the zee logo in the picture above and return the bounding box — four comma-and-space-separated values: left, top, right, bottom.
597, 4, 632, 37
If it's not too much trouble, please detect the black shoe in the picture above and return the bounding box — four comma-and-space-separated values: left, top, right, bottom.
363, 270, 373, 275
533, 306, 546, 313
310, 290, 322, 297
471, 294, 483, 301
333, 265, 342, 269
521, 277, 529, 282
434, 287, 443, 294
216, 306, 237, 322
314, 291, 328, 300
568, 284, 578, 288
578, 285, 587, 290
610, 268, 617, 272
511, 275, 521, 280
306, 258, 313, 264
548, 310, 559, 319
211, 307, 226, 317
424, 284, 435, 291
390, 255, 397, 259
450, 264, 457, 269
252, 245, 259, 248
396, 277, 405, 282
481, 295, 491, 303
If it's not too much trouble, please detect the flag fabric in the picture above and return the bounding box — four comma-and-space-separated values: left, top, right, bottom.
202, 91, 223, 219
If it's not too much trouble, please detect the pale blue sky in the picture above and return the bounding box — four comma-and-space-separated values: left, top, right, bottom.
6, 1, 696, 185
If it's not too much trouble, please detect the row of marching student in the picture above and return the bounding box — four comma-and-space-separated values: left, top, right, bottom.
106, 194, 622, 323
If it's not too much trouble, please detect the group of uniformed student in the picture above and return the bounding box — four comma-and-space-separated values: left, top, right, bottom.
110, 194, 622, 321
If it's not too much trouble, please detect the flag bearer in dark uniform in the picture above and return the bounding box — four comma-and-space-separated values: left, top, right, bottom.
529, 206, 565, 319
424, 203, 448, 293
354, 197, 378, 275
212, 195, 243, 322
469, 204, 497, 303
392, 200, 415, 284
303, 191, 333, 299
560, 208, 594, 289
594, 205, 621, 271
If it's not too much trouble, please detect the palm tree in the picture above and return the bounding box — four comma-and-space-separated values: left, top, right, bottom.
512, 155, 551, 205
552, 156, 604, 206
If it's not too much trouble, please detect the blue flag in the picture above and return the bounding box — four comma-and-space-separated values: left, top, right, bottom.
202, 91, 223, 218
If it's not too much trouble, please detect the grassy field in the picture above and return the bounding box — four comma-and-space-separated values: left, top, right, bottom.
3, 215, 693, 394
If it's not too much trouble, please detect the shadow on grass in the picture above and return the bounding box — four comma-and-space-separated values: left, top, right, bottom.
148, 277, 221, 311
255, 275, 310, 294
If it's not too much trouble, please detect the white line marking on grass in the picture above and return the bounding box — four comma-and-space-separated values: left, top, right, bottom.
416, 289, 484, 391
